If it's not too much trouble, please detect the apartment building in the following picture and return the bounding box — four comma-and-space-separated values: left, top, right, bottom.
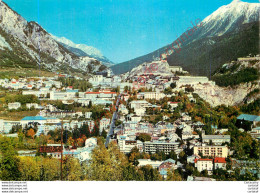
137, 92, 165, 100
202, 134, 231, 145
193, 145, 228, 158
144, 141, 179, 155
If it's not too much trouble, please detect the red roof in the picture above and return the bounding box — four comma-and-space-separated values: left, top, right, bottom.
195, 158, 213, 163
214, 157, 226, 163
85, 92, 116, 94
169, 102, 179, 104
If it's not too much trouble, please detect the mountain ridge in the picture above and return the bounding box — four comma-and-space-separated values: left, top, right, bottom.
111, 0, 260, 76
51, 35, 114, 67
0, 0, 106, 75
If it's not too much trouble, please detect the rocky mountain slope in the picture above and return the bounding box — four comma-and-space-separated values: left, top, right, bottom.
51, 35, 114, 67
111, 0, 260, 76
127, 60, 173, 77
0, 1, 106, 74
194, 56, 260, 107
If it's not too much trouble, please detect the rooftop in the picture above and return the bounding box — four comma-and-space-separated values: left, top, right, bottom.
214, 157, 226, 163
237, 114, 260, 122
21, 116, 47, 121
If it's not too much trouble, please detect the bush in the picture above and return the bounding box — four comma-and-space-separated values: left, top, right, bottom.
212, 67, 259, 87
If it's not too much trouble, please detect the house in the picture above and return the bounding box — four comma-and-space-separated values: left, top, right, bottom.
195, 158, 213, 174
137, 159, 163, 168
182, 132, 199, 140
193, 145, 228, 158
92, 100, 113, 105
237, 114, 260, 127
22, 90, 49, 98
84, 91, 117, 100
169, 66, 183, 73
118, 104, 129, 115
159, 159, 176, 172
187, 155, 201, 164
76, 98, 90, 106
49, 91, 68, 100
20, 116, 47, 127
202, 133, 231, 145
134, 108, 145, 116
8, 102, 21, 110
127, 115, 142, 123
85, 112, 92, 119
158, 159, 176, 179
130, 100, 151, 110
100, 118, 110, 131
167, 102, 179, 110
26, 103, 40, 109
249, 127, 260, 139
187, 176, 216, 181
214, 157, 226, 170
0, 120, 20, 134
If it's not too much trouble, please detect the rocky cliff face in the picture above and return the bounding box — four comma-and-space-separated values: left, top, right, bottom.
128, 60, 173, 77
194, 81, 259, 107
195, 56, 260, 107
0, 1, 105, 74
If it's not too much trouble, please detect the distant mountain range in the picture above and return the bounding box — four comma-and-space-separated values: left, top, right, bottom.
0, 1, 107, 75
51, 35, 114, 67
111, 0, 260, 76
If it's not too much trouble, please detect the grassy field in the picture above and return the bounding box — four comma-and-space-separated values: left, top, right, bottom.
0, 110, 40, 121
0, 67, 56, 79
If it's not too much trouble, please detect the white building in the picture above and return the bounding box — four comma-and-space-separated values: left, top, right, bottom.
167, 102, 179, 109
195, 158, 213, 174
117, 135, 138, 154
26, 103, 40, 109
100, 118, 110, 131
137, 159, 163, 168
20, 116, 47, 127
129, 115, 142, 123
85, 112, 92, 119
194, 146, 228, 158
177, 76, 210, 87
137, 92, 165, 100
8, 102, 21, 110
169, 66, 183, 72
144, 141, 179, 155
130, 100, 151, 109
202, 134, 231, 145
134, 108, 146, 116
214, 157, 226, 170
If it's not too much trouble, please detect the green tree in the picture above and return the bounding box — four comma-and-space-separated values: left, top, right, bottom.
166, 169, 182, 181
139, 165, 162, 181
0, 136, 21, 180
84, 142, 128, 180
136, 133, 151, 142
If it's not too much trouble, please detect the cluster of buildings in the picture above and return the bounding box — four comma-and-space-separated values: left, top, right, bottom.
1, 60, 259, 180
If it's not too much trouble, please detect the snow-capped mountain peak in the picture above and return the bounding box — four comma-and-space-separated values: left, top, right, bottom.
51, 35, 104, 59
201, 0, 260, 37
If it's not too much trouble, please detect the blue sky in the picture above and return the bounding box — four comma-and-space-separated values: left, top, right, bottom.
4, 0, 259, 63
